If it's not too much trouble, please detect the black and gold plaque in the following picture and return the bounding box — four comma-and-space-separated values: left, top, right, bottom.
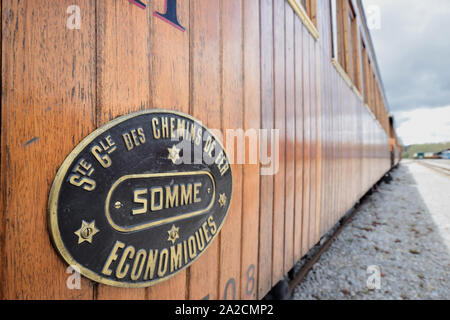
48, 110, 232, 287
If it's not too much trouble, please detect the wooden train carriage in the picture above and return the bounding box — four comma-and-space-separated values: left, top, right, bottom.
1, 0, 394, 299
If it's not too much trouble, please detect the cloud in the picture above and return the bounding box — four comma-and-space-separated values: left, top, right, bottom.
393, 106, 450, 145
363, 0, 450, 112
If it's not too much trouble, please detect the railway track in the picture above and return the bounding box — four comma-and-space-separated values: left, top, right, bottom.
282, 171, 395, 299
415, 160, 450, 177
279, 161, 446, 300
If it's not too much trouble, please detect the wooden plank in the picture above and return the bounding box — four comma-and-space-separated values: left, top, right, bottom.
327, 67, 332, 232
327, 61, 333, 232
350, 96, 356, 207
326, 34, 333, 234
316, 0, 324, 237
342, 78, 346, 216
1, 0, 95, 299
330, 70, 338, 229
319, 56, 325, 237
314, 42, 322, 244
293, 17, 303, 263
257, 0, 274, 299
0, 0, 4, 299
148, 0, 189, 113
320, 0, 326, 236
336, 71, 342, 226
95, 0, 151, 300
335, 74, 340, 225
240, 0, 261, 300
344, 92, 349, 212
330, 68, 336, 231
187, 0, 221, 300
301, 24, 311, 256
357, 99, 363, 199
340, 78, 345, 215
308, 36, 316, 249
272, 0, 286, 285
283, 1, 295, 274
218, 0, 243, 301
145, 0, 190, 300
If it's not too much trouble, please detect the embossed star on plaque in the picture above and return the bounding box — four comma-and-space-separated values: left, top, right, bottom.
168, 145, 181, 164
74, 220, 99, 244
218, 193, 227, 207
167, 225, 180, 245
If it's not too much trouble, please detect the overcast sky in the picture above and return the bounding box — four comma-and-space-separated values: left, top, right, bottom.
362, 0, 450, 145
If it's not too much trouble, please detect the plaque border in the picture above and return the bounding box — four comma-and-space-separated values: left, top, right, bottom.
48, 109, 233, 288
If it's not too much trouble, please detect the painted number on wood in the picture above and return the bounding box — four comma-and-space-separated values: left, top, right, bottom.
223, 278, 236, 300
67, 1, 185, 32
130, 0, 185, 31
201, 264, 256, 300
246, 264, 256, 296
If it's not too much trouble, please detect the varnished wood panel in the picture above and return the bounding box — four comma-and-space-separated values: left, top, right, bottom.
257, 0, 274, 299
95, 0, 150, 300
240, 0, 261, 300
314, 43, 322, 244
283, 2, 295, 275
272, 0, 286, 286
145, 0, 190, 300
1, 0, 96, 299
301, 24, 311, 256
218, 0, 243, 300
0, 0, 4, 299
187, 0, 221, 300
308, 36, 317, 249
293, 16, 304, 264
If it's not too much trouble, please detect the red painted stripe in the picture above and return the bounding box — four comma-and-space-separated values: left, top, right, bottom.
128, 0, 146, 9
153, 12, 186, 32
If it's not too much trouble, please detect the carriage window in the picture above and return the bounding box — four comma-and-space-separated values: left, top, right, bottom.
331, 0, 362, 93
349, 6, 361, 91
288, 0, 319, 40
361, 40, 369, 104
298, 0, 317, 27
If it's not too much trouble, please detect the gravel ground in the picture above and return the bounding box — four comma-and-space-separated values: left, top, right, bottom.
292, 161, 450, 300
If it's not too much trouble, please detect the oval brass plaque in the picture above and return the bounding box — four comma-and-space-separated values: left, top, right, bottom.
48, 110, 232, 288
